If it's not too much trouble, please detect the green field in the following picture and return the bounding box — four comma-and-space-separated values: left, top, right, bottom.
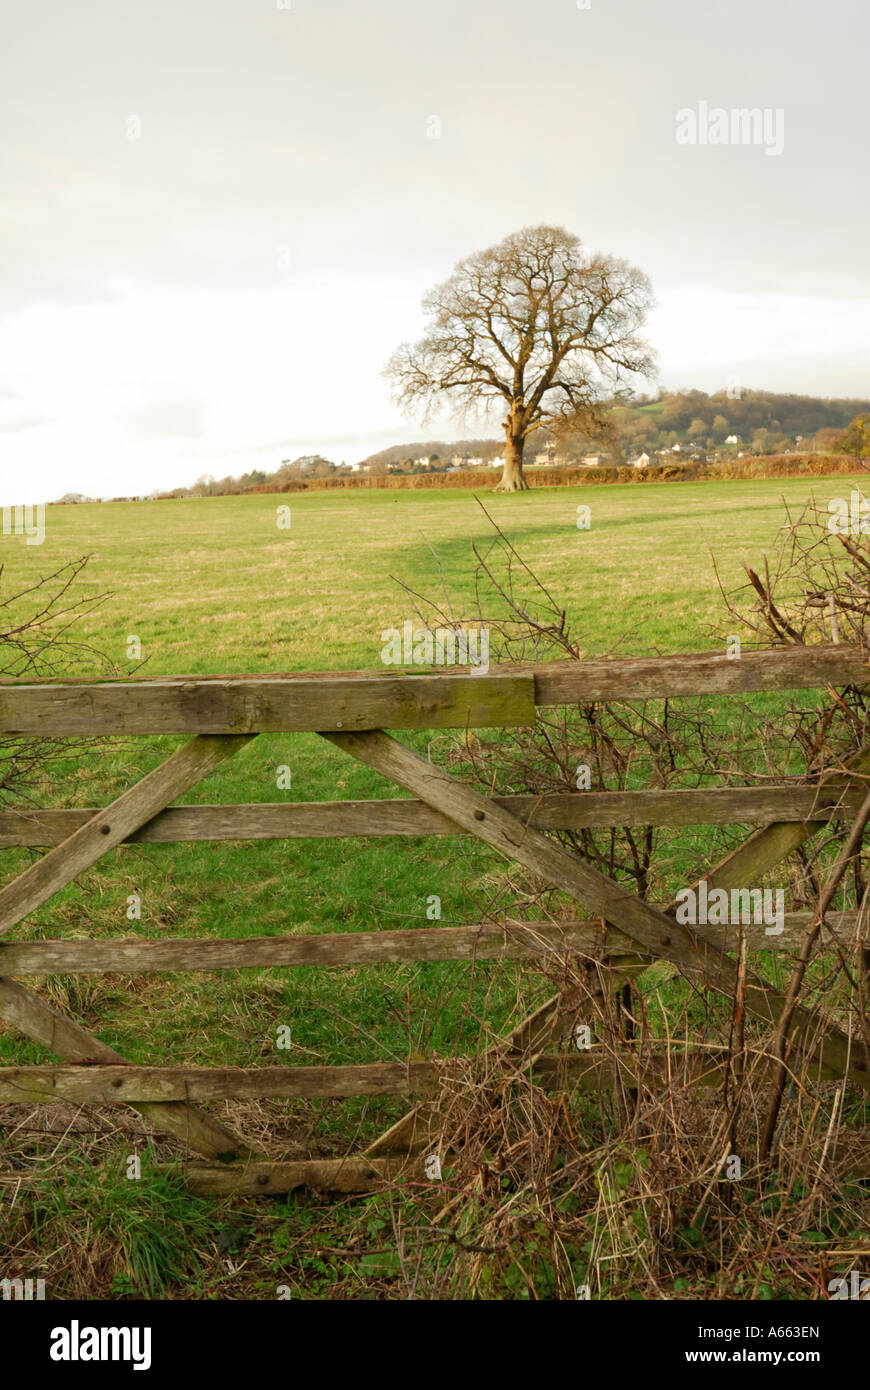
19, 473, 861, 667
1, 472, 865, 1300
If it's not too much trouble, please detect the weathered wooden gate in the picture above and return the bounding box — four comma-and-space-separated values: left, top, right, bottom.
0, 645, 868, 1194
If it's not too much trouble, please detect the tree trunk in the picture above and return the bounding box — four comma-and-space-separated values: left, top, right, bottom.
495, 429, 529, 493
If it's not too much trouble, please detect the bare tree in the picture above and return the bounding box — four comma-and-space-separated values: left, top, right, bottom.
0, 556, 113, 801
384, 225, 656, 492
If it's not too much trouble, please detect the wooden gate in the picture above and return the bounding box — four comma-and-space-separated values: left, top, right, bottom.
0, 644, 868, 1195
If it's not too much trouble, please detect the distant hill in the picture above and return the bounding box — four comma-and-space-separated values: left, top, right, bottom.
354, 391, 870, 473
359, 438, 504, 471
551, 388, 870, 461
149, 389, 870, 499
362, 392, 870, 468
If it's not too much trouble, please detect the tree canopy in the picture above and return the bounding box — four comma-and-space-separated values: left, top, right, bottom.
835, 413, 870, 457
384, 225, 655, 491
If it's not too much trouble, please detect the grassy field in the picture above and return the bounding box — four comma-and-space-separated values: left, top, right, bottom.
17, 473, 860, 667
1, 471, 866, 1300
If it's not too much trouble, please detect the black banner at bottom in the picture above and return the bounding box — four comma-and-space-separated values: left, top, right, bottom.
1, 1296, 861, 1376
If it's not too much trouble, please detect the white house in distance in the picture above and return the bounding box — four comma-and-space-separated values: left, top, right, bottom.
633, 451, 651, 469
415, 455, 431, 468
725, 434, 741, 445
582, 454, 601, 467
533, 442, 558, 466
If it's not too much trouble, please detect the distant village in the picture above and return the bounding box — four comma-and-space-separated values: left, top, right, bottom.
333, 434, 751, 476
265, 430, 793, 483
52, 389, 869, 503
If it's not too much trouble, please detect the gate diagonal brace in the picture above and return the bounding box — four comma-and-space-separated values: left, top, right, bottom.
323, 730, 870, 1157
0, 734, 259, 1165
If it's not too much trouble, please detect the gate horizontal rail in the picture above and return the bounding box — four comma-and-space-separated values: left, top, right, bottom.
0, 1047, 766, 1105
0, 911, 862, 975
1, 648, 867, 1192
0, 643, 864, 734
0, 782, 861, 846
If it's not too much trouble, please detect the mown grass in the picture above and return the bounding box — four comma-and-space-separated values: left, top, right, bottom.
16, 474, 864, 666
1, 471, 867, 1300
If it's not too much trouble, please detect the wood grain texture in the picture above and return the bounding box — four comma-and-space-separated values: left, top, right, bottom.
325, 729, 869, 1088
0, 674, 534, 735
2, 644, 863, 709
361, 745, 870, 1160
527, 645, 869, 703
0, 783, 858, 847
2, 1046, 825, 1107
0, 976, 256, 1162
0, 1062, 439, 1102
1, 648, 864, 1188
0, 912, 861, 976
681, 747, 870, 900
173, 1157, 424, 1195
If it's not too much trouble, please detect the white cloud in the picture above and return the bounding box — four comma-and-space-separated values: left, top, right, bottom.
0, 276, 425, 501
651, 288, 870, 397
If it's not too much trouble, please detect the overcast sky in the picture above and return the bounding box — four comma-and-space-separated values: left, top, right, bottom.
1, 0, 867, 501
